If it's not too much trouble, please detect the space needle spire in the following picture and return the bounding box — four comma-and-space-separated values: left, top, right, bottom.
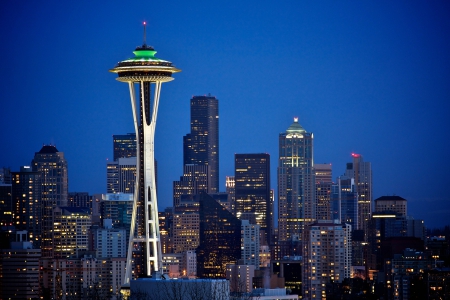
110, 22, 181, 286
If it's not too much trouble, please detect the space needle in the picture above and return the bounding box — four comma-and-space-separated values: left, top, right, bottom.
110, 22, 180, 286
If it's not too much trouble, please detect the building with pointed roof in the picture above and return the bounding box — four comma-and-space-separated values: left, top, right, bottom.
277, 118, 315, 256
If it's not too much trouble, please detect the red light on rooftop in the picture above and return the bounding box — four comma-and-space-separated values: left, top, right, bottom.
351, 153, 361, 158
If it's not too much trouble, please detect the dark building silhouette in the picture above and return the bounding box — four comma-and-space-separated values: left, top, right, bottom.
235, 153, 272, 245
68, 192, 91, 209
196, 193, 241, 278
113, 133, 137, 160
31, 145, 68, 257
183, 95, 219, 193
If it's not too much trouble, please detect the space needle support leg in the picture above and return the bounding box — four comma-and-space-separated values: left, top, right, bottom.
123, 81, 140, 285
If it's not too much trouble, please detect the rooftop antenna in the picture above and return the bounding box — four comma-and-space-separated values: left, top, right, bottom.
143, 21, 147, 46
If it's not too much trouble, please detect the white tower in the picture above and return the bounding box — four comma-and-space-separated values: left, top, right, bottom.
110, 23, 180, 285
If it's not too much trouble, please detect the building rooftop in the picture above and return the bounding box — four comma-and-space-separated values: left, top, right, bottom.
375, 195, 406, 201
38, 145, 59, 154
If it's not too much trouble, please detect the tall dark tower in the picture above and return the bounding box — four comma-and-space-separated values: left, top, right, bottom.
31, 145, 68, 257
11, 166, 42, 247
183, 95, 219, 193
110, 23, 180, 284
234, 153, 272, 245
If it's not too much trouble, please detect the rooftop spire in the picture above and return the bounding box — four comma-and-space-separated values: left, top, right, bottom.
143, 21, 147, 46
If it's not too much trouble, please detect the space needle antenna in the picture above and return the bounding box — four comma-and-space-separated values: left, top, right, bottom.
143, 21, 147, 45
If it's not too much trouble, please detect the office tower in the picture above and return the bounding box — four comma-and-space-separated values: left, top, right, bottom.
31, 145, 68, 257
183, 95, 219, 193
11, 166, 42, 246
100, 193, 133, 228
197, 193, 241, 278
173, 164, 209, 207
68, 191, 91, 208
331, 175, 358, 229
226, 176, 236, 214
374, 195, 407, 216
0, 183, 12, 227
235, 153, 272, 245
159, 208, 173, 254
278, 118, 315, 249
315, 163, 332, 221
92, 221, 127, 258
368, 212, 426, 271
113, 133, 137, 160
110, 33, 180, 282
0, 167, 12, 184
0, 231, 41, 300
53, 206, 91, 258
173, 199, 200, 253
302, 221, 352, 300
106, 157, 137, 194
226, 264, 255, 294
345, 153, 372, 238
241, 220, 260, 269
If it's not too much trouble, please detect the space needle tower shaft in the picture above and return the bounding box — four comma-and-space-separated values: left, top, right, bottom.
110, 22, 180, 285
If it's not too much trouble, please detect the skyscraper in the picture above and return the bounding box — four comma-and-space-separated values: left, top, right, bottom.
345, 153, 372, 238
106, 157, 137, 194
113, 133, 137, 160
31, 145, 68, 257
278, 118, 315, 250
110, 30, 180, 282
331, 175, 358, 229
315, 163, 332, 221
11, 166, 42, 247
173, 164, 209, 207
196, 193, 241, 278
235, 153, 272, 245
183, 95, 219, 193
302, 221, 352, 300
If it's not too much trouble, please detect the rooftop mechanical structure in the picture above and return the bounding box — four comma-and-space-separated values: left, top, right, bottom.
110, 24, 180, 286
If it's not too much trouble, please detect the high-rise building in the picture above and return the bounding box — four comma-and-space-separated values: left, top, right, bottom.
173, 164, 209, 207
235, 153, 272, 245
11, 166, 42, 246
173, 199, 200, 254
196, 193, 241, 278
183, 95, 219, 193
241, 220, 260, 270
278, 118, 315, 250
53, 206, 91, 258
31, 145, 68, 257
302, 221, 352, 300
0, 231, 41, 300
91, 221, 127, 258
100, 193, 133, 229
68, 192, 91, 208
374, 195, 407, 216
0, 183, 12, 227
315, 163, 332, 221
113, 133, 137, 160
110, 33, 180, 282
331, 175, 358, 229
106, 157, 137, 194
345, 153, 372, 238
226, 176, 236, 214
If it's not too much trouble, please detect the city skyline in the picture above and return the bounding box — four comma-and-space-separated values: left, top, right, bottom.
1, 1, 449, 229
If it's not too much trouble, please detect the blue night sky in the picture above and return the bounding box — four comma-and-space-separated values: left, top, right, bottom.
1, 1, 449, 228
